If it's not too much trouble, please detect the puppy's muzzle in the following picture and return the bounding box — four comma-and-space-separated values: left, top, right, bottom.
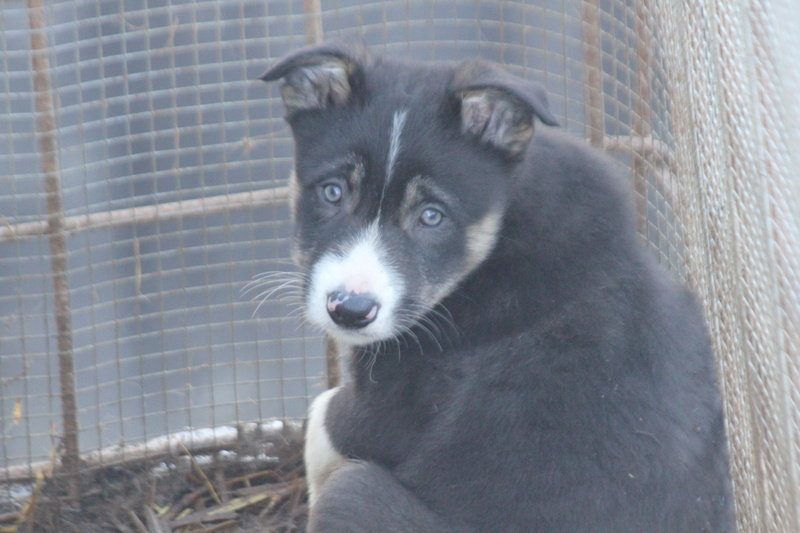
327, 290, 380, 329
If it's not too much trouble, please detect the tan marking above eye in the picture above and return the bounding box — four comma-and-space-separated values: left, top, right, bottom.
399, 177, 424, 222
345, 158, 365, 213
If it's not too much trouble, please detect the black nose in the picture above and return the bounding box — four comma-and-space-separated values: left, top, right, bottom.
327, 290, 380, 329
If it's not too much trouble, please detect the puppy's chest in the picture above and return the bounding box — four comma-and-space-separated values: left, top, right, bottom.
347, 353, 463, 461
365, 354, 461, 419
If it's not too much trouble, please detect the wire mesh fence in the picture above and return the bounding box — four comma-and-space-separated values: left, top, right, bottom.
1, 0, 324, 478
0, 0, 798, 531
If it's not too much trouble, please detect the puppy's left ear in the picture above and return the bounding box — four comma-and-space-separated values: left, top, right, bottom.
451, 61, 559, 158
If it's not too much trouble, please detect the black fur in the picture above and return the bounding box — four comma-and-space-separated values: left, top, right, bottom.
262, 42, 734, 532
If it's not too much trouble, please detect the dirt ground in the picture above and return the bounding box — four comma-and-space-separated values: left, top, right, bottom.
0, 437, 308, 533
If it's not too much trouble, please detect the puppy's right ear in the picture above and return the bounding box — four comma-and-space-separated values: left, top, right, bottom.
260, 41, 368, 117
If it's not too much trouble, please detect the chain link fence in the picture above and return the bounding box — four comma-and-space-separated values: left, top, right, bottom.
0, 0, 798, 530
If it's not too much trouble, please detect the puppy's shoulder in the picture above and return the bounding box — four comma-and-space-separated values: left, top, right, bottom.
526, 126, 622, 182
509, 126, 638, 251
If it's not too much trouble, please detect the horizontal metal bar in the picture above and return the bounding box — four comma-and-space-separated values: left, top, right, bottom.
0, 134, 669, 246
0, 186, 291, 243
1, 419, 303, 483
602, 135, 674, 165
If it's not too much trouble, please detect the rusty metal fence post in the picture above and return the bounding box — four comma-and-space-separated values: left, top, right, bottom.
27, 0, 80, 503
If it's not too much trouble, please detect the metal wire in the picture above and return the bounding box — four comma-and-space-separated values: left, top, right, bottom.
0, 0, 798, 529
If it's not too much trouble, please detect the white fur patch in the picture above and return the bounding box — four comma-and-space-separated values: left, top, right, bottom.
306, 223, 403, 345
305, 387, 346, 508
376, 110, 408, 222
385, 110, 408, 184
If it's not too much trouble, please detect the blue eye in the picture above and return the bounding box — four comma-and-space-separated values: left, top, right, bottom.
322, 183, 343, 204
420, 207, 443, 227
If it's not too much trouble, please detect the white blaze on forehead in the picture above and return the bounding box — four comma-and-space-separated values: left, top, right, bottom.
376, 109, 408, 222
306, 223, 403, 345
385, 110, 408, 184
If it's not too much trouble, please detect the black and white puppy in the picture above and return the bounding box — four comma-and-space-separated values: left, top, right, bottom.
260, 41, 734, 533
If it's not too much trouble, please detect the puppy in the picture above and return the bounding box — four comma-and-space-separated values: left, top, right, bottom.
260, 41, 734, 532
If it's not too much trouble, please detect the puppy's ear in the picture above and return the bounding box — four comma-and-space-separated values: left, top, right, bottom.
451, 61, 559, 158
260, 41, 368, 117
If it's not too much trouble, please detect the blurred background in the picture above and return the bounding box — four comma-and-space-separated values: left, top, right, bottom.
0, 1, 798, 530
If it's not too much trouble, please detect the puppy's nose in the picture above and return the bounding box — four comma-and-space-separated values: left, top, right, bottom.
327, 290, 380, 329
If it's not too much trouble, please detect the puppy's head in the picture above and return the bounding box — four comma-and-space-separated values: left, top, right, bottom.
261, 41, 557, 346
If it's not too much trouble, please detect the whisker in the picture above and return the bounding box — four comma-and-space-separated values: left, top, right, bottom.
415, 318, 444, 352
244, 270, 309, 318
252, 280, 300, 302
366, 345, 379, 384
242, 271, 304, 293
